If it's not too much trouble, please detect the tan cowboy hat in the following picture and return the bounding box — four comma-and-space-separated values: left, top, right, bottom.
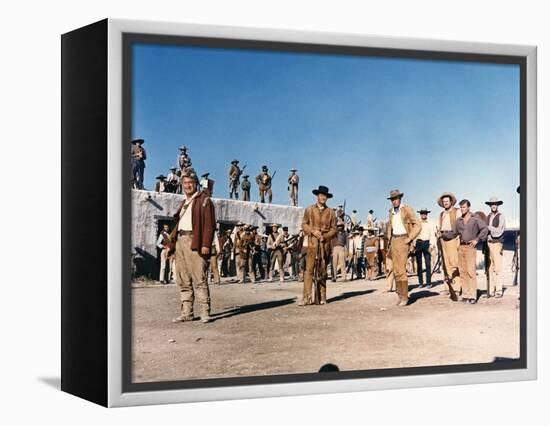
387, 189, 404, 200
485, 196, 503, 206
437, 192, 457, 208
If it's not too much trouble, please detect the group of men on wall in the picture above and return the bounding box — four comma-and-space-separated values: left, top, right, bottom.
131, 139, 301, 206
153, 164, 512, 323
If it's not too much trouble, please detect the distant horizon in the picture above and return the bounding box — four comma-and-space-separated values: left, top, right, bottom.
131, 42, 520, 227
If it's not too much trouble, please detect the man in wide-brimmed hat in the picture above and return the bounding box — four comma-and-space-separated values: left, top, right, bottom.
414, 208, 437, 288
241, 174, 251, 201
267, 224, 285, 282
130, 138, 146, 189
436, 191, 461, 300
364, 227, 379, 281
228, 159, 242, 200
288, 168, 299, 206
256, 165, 273, 203
165, 166, 179, 193
154, 174, 167, 193
485, 196, 506, 298
178, 145, 192, 172
300, 185, 337, 305
386, 189, 421, 306
331, 219, 348, 282
367, 209, 376, 228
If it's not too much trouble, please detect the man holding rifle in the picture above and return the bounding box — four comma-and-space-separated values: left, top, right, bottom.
300, 185, 337, 306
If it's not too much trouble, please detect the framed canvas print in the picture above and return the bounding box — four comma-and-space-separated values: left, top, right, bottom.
61, 19, 537, 407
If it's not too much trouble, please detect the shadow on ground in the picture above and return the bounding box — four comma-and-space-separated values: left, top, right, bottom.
327, 289, 376, 304
407, 290, 440, 305
212, 298, 296, 321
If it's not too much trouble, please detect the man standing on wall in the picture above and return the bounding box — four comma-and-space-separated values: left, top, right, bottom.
228, 159, 242, 200
386, 189, 421, 306
485, 196, 506, 298
288, 168, 299, 206
256, 165, 273, 203
241, 174, 251, 201
452, 199, 488, 304
130, 138, 146, 189
300, 185, 337, 305
170, 168, 216, 323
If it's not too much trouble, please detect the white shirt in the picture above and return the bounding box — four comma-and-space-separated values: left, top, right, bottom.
391, 208, 407, 235
417, 219, 437, 246
178, 192, 199, 231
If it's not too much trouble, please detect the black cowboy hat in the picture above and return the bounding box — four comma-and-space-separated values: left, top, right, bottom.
417, 208, 431, 214
201, 172, 210, 178
242, 174, 249, 178
231, 159, 239, 164
155, 174, 166, 180
131, 138, 144, 145
369, 209, 374, 213
312, 185, 333, 198
262, 165, 268, 170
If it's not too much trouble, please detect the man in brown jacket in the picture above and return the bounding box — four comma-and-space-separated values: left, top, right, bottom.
170, 168, 216, 323
436, 192, 461, 301
300, 185, 337, 305
386, 189, 421, 306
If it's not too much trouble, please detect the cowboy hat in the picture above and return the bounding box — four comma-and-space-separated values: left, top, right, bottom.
312, 185, 333, 198
179, 145, 187, 151
262, 165, 268, 170
242, 174, 249, 178
131, 138, 144, 145
485, 196, 503, 206
155, 174, 166, 180
369, 209, 374, 213
387, 189, 404, 200
437, 192, 457, 208
231, 159, 239, 164
290, 168, 297, 172
201, 172, 210, 178
417, 208, 431, 214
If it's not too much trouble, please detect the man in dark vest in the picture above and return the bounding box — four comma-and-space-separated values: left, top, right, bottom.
485, 197, 506, 298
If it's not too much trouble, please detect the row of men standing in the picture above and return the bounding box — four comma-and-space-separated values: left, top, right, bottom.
229, 160, 300, 206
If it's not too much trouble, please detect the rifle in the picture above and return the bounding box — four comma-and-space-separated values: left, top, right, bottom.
271, 170, 277, 181
312, 237, 322, 305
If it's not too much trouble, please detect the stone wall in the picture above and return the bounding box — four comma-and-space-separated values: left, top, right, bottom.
131, 189, 305, 259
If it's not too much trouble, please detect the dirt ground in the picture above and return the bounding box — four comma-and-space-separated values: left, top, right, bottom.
131, 269, 520, 383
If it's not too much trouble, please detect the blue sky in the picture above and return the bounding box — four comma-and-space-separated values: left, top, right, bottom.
132, 43, 520, 224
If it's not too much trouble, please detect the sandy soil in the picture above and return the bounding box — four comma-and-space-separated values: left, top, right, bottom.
131, 269, 520, 383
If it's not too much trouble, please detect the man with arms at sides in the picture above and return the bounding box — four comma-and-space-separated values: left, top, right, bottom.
386, 189, 421, 306
300, 185, 337, 306
414, 208, 437, 289
452, 199, 488, 304
485, 197, 506, 298
436, 192, 462, 301
170, 168, 216, 323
